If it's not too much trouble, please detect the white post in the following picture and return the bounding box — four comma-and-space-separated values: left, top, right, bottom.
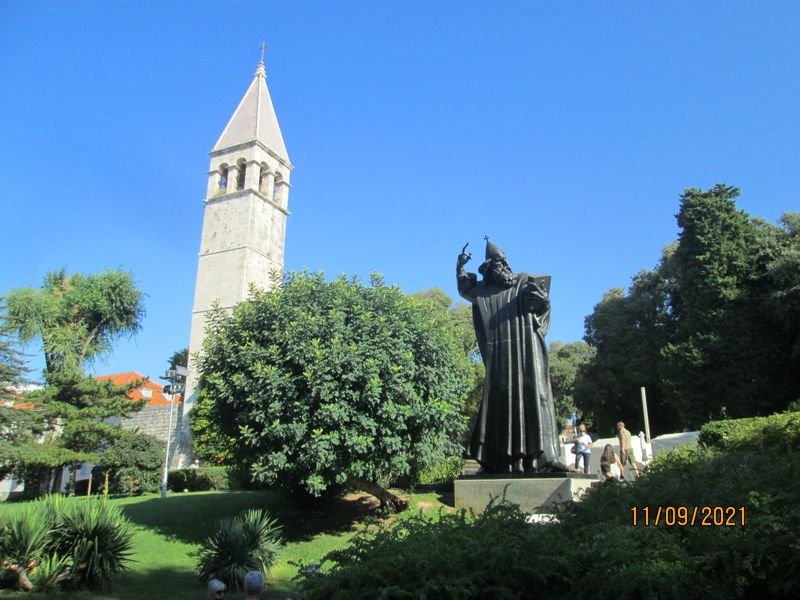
640, 386, 652, 444
160, 390, 176, 499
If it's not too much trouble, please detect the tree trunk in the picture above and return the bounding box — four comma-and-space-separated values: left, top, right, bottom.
346, 477, 408, 512
6, 565, 34, 591
66, 461, 78, 496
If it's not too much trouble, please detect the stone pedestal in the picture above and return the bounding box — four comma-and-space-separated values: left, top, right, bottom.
454, 472, 597, 514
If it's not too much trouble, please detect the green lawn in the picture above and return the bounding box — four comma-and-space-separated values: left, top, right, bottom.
0, 489, 451, 600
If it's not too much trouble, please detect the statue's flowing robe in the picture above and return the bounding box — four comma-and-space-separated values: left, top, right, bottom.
458, 271, 560, 473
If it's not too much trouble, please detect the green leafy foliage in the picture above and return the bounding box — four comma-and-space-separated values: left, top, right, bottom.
52, 498, 135, 588
194, 272, 469, 505
5, 268, 144, 375
408, 288, 483, 426
0, 305, 30, 403
415, 455, 464, 486
197, 509, 283, 591
1, 268, 148, 497
577, 186, 800, 432
299, 413, 800, 599
698, 411, 800, 452
168, 466, 231, 492
97, 429, 165, 495
13, 370, 147, 496
548, 340, 595, 427
28, 551, 71, 593
189, 388, 236, 465
168, 347, 189, 369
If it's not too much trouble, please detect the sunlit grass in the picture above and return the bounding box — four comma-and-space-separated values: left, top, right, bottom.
0, 489, 451, 600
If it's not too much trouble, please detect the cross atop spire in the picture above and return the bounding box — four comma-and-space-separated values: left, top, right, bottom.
256, 42, 268, 78
213, 52, 289, 163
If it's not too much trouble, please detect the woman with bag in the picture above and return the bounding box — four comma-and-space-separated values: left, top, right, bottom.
573, 423, 592, 474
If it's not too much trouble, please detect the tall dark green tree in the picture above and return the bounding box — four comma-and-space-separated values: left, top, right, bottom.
578, 185, 799, 432
576, 250, 679, 435
661, 185, 795, 425
194, 272, 470, 511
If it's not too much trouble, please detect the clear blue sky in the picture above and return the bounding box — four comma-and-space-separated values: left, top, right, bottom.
2, 1, 798, 383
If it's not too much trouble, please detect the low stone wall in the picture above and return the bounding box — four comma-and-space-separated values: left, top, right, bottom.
455, 473, 597, 514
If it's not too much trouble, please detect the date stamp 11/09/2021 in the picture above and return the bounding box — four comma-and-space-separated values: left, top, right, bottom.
630, 505, 746, 527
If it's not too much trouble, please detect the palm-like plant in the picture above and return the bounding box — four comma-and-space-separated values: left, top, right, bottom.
51, 498, 135, 588
197, 509, 283, 591
0, 509, 51, 591
29, 552, 72, 593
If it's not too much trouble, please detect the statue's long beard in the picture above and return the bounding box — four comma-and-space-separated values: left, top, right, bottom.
492, 267, 516, 288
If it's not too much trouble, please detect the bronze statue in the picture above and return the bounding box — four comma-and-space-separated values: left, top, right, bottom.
457, 239, 567, 473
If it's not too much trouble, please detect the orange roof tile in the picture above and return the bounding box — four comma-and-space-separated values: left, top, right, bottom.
95, 372, 182, 406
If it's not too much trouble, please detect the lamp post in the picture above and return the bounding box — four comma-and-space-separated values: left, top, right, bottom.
160, 366, 187, 499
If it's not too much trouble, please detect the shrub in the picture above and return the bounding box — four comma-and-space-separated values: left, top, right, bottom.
197, 509, 282, 591
415, 455, 464, 486
195, 272, 469, 511
698, 410, 800, 452
0, 496, 132, 592
97, 430, 165, 496
168, 466, 230, 492
48, 496, 134, 589
299, 438, 800, 598
28, 552, 71, 594
0, 507, 52, 591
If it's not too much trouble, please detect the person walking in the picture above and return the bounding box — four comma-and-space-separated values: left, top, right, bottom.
573, 423, 593, 474
616, 421, 640, 480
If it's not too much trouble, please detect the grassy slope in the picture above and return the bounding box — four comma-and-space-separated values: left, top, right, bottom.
0, 489, 449, 600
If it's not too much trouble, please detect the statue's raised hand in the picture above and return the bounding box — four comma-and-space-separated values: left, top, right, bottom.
457, 243, 472, 268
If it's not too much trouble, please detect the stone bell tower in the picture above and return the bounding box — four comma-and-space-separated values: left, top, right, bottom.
180, 58, 293, 458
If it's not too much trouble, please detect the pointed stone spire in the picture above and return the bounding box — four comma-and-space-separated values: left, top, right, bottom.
212, 60, 290, 163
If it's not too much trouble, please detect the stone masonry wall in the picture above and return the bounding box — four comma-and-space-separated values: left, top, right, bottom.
120, 404, 183, 468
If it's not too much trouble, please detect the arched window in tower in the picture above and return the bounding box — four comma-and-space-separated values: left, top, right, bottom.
218, 165, 229, 191
259, 163, 271, 193
273, 173, 283, 202
236, 160, 247, 190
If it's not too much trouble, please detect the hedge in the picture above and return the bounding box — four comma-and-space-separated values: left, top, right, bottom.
698, 410, 800, 452
167, 466, 230, 492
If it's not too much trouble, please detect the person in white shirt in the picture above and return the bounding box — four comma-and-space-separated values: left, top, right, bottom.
573, 424, 593, 473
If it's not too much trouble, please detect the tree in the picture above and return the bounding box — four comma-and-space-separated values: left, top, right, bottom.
0, 305, 30, 402
577, 186, 799, 433
576, 251, 680, 436
193, 272, 470, 511
168, 348, 188, 369
97, 429, 165, 495
661, 186, 796, 425
548, 340, 595, 428
2, 268, 147, 495
5, 268, 144, 375
408, 289, 483, 429
0, 306, 34, 478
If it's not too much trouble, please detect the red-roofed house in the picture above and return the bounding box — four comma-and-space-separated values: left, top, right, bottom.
96, 372, 180, 407
95, 373, 182, 459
